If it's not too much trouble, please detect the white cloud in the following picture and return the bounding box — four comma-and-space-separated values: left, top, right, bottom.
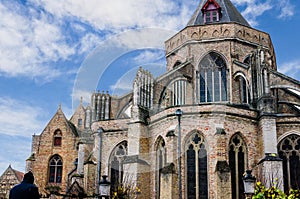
77, 33, 102, 54
231, 0, 295, 26
133, 50, 165, 65
278, 0, 294, 19
0, 135, 31, 174
0, 97, 45, 136
278, 60, 300, 80
72, 89, 93, 106
29, 0, 194, 32
0, 2, 76, 81
0, 0, 296, 82
110, 69, 137, 95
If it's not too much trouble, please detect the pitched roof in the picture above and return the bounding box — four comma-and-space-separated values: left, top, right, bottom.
187, 0, 250, 27
0, 165, 24, 182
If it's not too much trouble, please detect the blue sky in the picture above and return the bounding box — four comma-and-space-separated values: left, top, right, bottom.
0, 0, 299, 175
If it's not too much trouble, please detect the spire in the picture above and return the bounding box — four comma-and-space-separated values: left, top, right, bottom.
187, 0, 250, 27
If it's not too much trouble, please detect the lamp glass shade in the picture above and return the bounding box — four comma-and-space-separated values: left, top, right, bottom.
243, 170, 256, 194
99, 184, 110, 196
243, 180, 255, 194
99, 175, 111, 196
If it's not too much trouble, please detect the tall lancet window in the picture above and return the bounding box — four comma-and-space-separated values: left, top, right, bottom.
185, 132, 208, 199
109, 141, 127, 191
234, 75, 249, 104
229, 133, 247, 199
197, 52, 227, 103
278, 134, 300, 193
170, 79, 187, 106
155, 137, 166, 199
48, 155, 63, 183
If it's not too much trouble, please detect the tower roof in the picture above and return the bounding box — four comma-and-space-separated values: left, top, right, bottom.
187, 0, 250, 27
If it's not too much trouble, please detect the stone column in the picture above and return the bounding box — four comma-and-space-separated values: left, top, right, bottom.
159, 163, 176, 199
77, 143, 84, 175
258, 116, 283, 190
215, 129, 231, 199
123, 105, 150, 198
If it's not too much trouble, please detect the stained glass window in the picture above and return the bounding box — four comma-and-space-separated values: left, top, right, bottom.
198, 52, 227, 103
110, 142, 127, 192
278, 134, 300, 193
186, 132, 208, 199
48, 155, 63, 183
229, 134, 247, 199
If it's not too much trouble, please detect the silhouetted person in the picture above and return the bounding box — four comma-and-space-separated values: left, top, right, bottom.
9, 171, 40, 199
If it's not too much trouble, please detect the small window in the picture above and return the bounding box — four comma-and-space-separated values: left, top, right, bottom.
53, 130, 62, 147
78, 119, 82, 127
202, 0, 221, 23
54, 137, 62, 146
204, 10, 219, 23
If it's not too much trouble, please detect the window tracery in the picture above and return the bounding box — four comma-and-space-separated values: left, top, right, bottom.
278, 134, 300, 192
48, 155, 63, 183
197, 52, 227, 103
185, 132, 208, 199
229, 134, 247, 199
110, 141, 128, 191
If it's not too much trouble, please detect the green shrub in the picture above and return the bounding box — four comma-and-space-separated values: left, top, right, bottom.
252, 182, 300, 199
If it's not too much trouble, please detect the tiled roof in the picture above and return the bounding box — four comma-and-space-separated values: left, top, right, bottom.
187, 0, 250, 27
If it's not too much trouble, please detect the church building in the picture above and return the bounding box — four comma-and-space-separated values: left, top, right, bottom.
26, 0, 300, 198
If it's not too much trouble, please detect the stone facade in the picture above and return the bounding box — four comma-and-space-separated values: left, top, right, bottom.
27, 0, 300, 198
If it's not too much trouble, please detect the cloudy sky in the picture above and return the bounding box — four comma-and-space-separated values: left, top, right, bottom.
0, 0, 299, 174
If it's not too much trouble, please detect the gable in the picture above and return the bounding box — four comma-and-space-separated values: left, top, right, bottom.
202, 0, 221, 11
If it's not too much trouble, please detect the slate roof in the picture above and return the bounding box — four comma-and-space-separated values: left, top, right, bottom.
187, 0, 250, 27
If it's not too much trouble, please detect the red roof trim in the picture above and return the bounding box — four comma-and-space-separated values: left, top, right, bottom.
202, 0, 221, 12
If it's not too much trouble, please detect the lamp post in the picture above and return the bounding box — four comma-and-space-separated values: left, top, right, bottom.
99, 175, 111, 199
175, 109, 183, 199
243, 170, 256, 199
96, 127, 104, 198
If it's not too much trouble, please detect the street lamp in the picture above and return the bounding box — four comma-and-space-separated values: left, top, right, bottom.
99, 175, 111, 199
243, 170, 256, 199
96, 127, 104, 198
175, 109, 183, 199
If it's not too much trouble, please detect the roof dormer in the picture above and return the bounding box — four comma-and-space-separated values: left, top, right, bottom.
187, 0, 250, 27
202, 0, 221, 23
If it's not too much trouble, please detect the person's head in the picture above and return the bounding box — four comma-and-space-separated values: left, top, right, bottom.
23, 171, 34, 184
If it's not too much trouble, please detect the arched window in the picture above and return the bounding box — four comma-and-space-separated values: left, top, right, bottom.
278, 134, 300, 193
229, 134, 247, 199
197, 52, 227, 103
234, 75, 249, 104
156, 137, 166, 199
110, 141, 127, 191
53, 130, 62, 147
170, 79, 187, 106
185, 132, 208, 199
48, 155, 63, 183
